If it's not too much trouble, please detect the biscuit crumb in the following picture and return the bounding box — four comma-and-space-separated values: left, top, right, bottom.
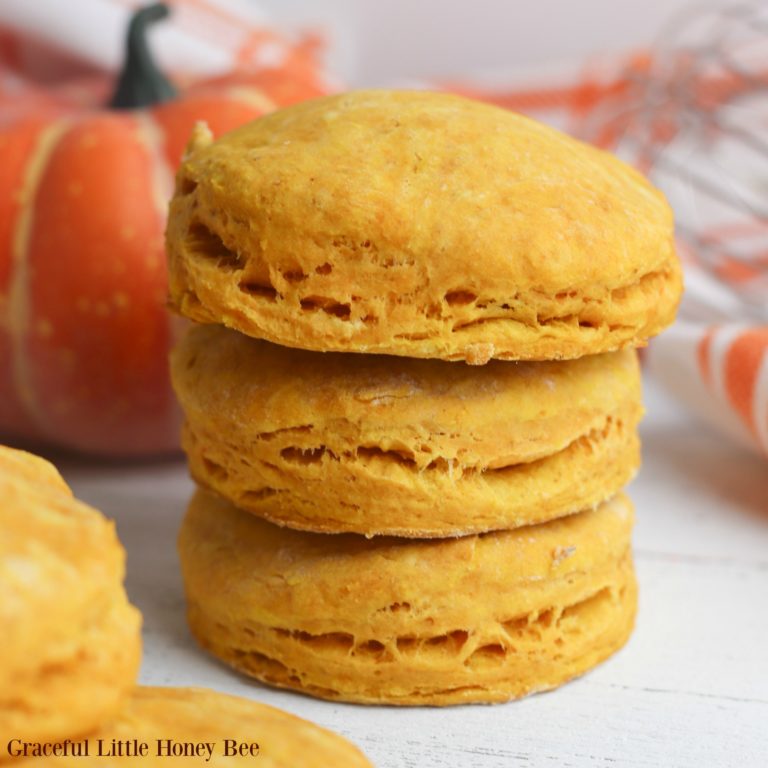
465, 343, 495, 365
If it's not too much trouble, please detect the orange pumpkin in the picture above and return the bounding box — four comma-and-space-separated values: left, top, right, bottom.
0, 4, 327, 456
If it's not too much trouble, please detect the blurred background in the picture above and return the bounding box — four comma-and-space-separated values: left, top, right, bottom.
0, 0, 766, 461
2, 0, 701, 84
256, 0, 697, 85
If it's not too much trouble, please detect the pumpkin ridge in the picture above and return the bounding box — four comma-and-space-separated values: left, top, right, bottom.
133, 111, 175, 224
8, 117, 72, 432
132, 109, 185, 449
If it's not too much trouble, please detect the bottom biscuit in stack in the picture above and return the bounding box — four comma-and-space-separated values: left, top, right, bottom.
179, 488, 637, 705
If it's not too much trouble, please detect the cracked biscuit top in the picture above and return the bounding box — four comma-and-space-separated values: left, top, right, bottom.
166, 89, 681, 362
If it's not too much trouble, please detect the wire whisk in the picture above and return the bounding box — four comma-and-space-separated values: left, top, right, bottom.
579, 1, 768, 319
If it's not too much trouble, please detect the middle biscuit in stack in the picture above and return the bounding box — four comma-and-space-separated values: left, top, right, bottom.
167, 90, 681, 705
172, 325, 641, 537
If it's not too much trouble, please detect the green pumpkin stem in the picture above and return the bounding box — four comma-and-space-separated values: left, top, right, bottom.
109, 3, 178, 109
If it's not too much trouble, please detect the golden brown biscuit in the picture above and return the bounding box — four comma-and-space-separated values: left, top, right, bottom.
8, 687, 372, 767
171, 324, 642, 536
167, 90, 681, 363
0, 446, 141, 746
179, 488, 637, 705
0, 445, 70, 494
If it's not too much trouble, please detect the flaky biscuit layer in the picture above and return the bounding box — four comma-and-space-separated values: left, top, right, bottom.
172, 325, 642, 536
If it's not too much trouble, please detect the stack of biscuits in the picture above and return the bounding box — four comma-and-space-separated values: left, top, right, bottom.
167, 90, 682, 705
1, 444, 371, 766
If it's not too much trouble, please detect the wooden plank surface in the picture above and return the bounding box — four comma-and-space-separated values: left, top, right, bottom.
60, 376, 768, 768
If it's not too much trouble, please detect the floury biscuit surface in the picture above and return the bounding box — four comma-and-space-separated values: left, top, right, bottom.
0, 446, 141, 748
167, 90, 681, 363
172, 325, 642, 536
179, 489, 637, 705
10, 687, 372, 767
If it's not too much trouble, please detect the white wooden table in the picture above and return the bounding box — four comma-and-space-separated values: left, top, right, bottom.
59, 376, 768, 768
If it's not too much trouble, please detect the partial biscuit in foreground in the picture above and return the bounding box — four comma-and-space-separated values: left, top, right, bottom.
10, 686, 372, 767
0, 445, 142, 745
167, 90, 681, 363
171, 324, 642, 536
179, 488, 637, 705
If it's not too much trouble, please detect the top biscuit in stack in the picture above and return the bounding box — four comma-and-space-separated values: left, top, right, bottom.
167, 90, 681, 363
